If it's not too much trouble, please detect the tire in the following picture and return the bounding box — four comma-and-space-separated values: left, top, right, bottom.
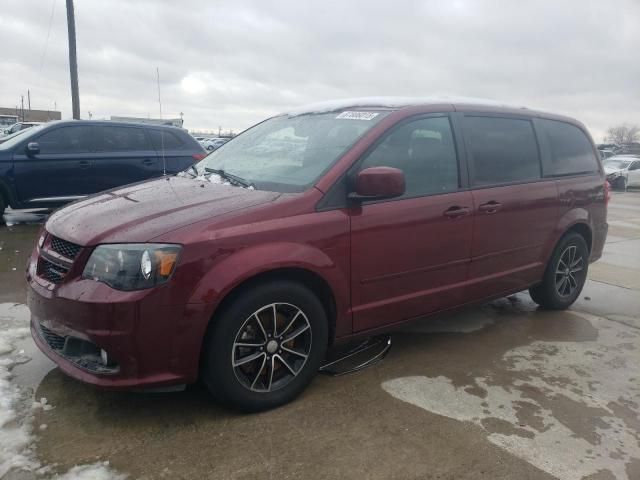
0, 194, 6, 224
202, 280, 328, 412
529, 232, 589, 310
614, 176, 627, 191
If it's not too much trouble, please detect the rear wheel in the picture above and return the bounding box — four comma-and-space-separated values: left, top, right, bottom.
529, 232, 589, 310
0, 194, 6, 224
202, 280, 328, 412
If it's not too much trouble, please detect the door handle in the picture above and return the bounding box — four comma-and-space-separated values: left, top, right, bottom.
142, 158, 155, 166
78, 160, 90, 169
478, 201, 502, 214
444, 206, 471, 218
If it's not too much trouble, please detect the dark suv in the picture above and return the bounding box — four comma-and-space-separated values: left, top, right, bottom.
27, 99, 608, 412
0, 120, 206, 218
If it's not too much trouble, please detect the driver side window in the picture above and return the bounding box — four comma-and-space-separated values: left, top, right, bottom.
359, 116, 459, 198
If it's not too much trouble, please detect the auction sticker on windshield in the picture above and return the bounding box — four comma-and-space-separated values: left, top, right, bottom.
336, 111, 379, 120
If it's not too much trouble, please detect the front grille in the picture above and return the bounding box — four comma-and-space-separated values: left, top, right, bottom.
37, 257, 69, 284
50, 236, 82, 259
40, 324, 66, 351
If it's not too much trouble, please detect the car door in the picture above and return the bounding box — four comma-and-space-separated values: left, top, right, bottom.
459, 114, 558, 300
12, 124, 95, 204
91, 124, 160, 191
350, 115, 473, 332
628, 160, 640, 186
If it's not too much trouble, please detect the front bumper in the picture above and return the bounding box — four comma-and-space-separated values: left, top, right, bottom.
27, 247, 213, 390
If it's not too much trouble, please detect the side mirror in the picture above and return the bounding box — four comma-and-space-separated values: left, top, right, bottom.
350, 166, 405, 202
26, 142, 40, 155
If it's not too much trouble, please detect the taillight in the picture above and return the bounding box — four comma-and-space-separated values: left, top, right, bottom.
604, 180, 611, 206
193, 153, 207, 161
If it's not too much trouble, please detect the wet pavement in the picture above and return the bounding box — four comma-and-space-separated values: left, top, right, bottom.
0, 193, 639, 479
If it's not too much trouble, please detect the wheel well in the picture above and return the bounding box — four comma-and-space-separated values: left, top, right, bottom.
567, 223, 592, 253
0, 183, 8, 207
210, 267, 337, 346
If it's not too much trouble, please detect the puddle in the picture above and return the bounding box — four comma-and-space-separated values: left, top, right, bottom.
383, 311, 640, 480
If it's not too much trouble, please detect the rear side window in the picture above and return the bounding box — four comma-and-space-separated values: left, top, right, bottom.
147, 129, 184, 150
97, 126, 151, 152
463, 116, 540, 186
538, 119, 598, 176
35, 126, 93, 154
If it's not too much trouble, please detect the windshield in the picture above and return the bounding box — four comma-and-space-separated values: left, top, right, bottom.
0, 124, 46, 149
604, 159, 632, 169
191, 111, 388, 192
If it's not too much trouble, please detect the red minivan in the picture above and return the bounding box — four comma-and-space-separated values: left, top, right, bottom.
27, 99, 608, 411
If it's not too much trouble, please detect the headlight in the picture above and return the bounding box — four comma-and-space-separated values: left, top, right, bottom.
37, 231, 47, 249
82, 244, 182, 291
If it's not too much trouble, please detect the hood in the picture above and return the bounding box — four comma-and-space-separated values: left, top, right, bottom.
604, 166, 624, 175
46, 176, 281, 245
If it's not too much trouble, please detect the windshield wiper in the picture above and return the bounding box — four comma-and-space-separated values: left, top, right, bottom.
205, 168, 253, 189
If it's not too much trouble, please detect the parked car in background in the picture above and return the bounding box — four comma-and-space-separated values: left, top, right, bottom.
603, 155, 640, 190
0, 120, 206, 218
0, 114, 19, 132
3, 121, 42, 136
203, 137, 230, 151
0, 127, 32, 145
26, 99, 607, 412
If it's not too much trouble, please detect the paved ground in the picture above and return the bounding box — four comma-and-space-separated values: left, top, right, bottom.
0, 192, 639, 479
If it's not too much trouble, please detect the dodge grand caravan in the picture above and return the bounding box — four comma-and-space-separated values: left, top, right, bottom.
27, 98, 609, 411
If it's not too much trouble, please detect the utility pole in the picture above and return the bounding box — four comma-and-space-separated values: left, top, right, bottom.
21, 95, 24, 121
66, 0, 80, 119
27, 90, 31, 111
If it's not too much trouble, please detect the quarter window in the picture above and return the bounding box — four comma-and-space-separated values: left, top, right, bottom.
463, 116, 540, 186
359, 116, 459, 197
538, 119, 599, 176
35, 126, 93, 154
148, 130, 184, 150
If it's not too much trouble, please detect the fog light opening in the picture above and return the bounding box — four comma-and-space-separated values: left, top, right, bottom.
100, 349, 109, 366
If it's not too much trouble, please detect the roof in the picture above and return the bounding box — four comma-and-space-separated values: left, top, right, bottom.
282, 96, 529, 117
44, 119, 185, 130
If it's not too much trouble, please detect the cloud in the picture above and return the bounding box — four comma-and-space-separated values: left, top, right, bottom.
0, 0, 638, 139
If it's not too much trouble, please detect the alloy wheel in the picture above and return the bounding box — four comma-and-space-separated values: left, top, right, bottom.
555, 245, 584, 297
232, 303, 312, 392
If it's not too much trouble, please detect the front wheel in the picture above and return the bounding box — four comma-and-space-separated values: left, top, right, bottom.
202, 281, 328, 412
529, 232, 589, 310
614, 176, 627, 191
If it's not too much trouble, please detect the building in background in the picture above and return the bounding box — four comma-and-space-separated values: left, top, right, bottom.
0, 106, 61, 123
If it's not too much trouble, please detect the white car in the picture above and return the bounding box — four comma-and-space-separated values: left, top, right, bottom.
202, 137, 229, 151
604, 156, 640, 190
3, 121, 42, 136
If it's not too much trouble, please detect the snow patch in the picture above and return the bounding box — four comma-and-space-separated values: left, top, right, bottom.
382, 311, 640, 480
0, 303, 126, 479
53, 462, 127, 480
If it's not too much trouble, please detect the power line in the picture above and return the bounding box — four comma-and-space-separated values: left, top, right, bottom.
38, 0, 57, 76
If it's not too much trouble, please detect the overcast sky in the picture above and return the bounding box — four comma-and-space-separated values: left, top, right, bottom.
1, 0, 638, 139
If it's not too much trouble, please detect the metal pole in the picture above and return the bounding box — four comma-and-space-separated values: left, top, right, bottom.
28, 90, 31, 111
66, 0, 80, 119
21, 95, 24, 121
